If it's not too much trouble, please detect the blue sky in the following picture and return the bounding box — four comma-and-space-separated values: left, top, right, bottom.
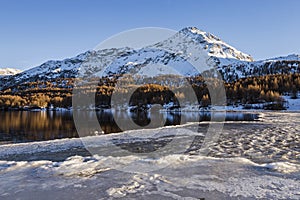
0, 0, 300, 70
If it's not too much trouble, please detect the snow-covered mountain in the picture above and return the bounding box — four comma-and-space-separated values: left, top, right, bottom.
218, 54, 300, 81
174, 27, 253, 61
0, 68, 22, 77
0, 27, 299, 91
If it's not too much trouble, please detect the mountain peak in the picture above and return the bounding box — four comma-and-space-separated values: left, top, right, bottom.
179, 26, 204, 33
179, 27, 221, 41
178, 27, 253, 62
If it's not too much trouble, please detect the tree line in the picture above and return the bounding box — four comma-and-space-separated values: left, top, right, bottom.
0, 73, 299, 110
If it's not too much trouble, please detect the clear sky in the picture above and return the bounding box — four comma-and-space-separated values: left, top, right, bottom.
1, 0, 300, 70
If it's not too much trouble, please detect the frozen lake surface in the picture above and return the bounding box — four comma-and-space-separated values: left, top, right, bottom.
0, 112, 299, 199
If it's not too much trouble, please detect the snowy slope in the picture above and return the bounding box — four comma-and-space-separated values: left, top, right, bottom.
0, 48, 134, 90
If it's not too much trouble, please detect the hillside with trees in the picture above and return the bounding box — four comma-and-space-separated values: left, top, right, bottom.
0, 73, 299, 110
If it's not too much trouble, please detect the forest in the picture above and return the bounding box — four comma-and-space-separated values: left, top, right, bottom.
0, 73, 299, 110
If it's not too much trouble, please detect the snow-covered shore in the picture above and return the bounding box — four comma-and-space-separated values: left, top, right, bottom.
0, 153, 299, 199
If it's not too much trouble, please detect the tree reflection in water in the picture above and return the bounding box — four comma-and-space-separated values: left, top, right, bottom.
0, 111, 258, 144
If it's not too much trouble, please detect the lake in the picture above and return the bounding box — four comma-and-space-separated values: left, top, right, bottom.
0, 110, 259, 144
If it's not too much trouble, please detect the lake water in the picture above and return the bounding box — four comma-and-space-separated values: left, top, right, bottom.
0, 110, 259, 144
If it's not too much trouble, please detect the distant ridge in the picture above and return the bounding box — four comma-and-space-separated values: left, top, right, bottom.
0, 68, 22, 77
